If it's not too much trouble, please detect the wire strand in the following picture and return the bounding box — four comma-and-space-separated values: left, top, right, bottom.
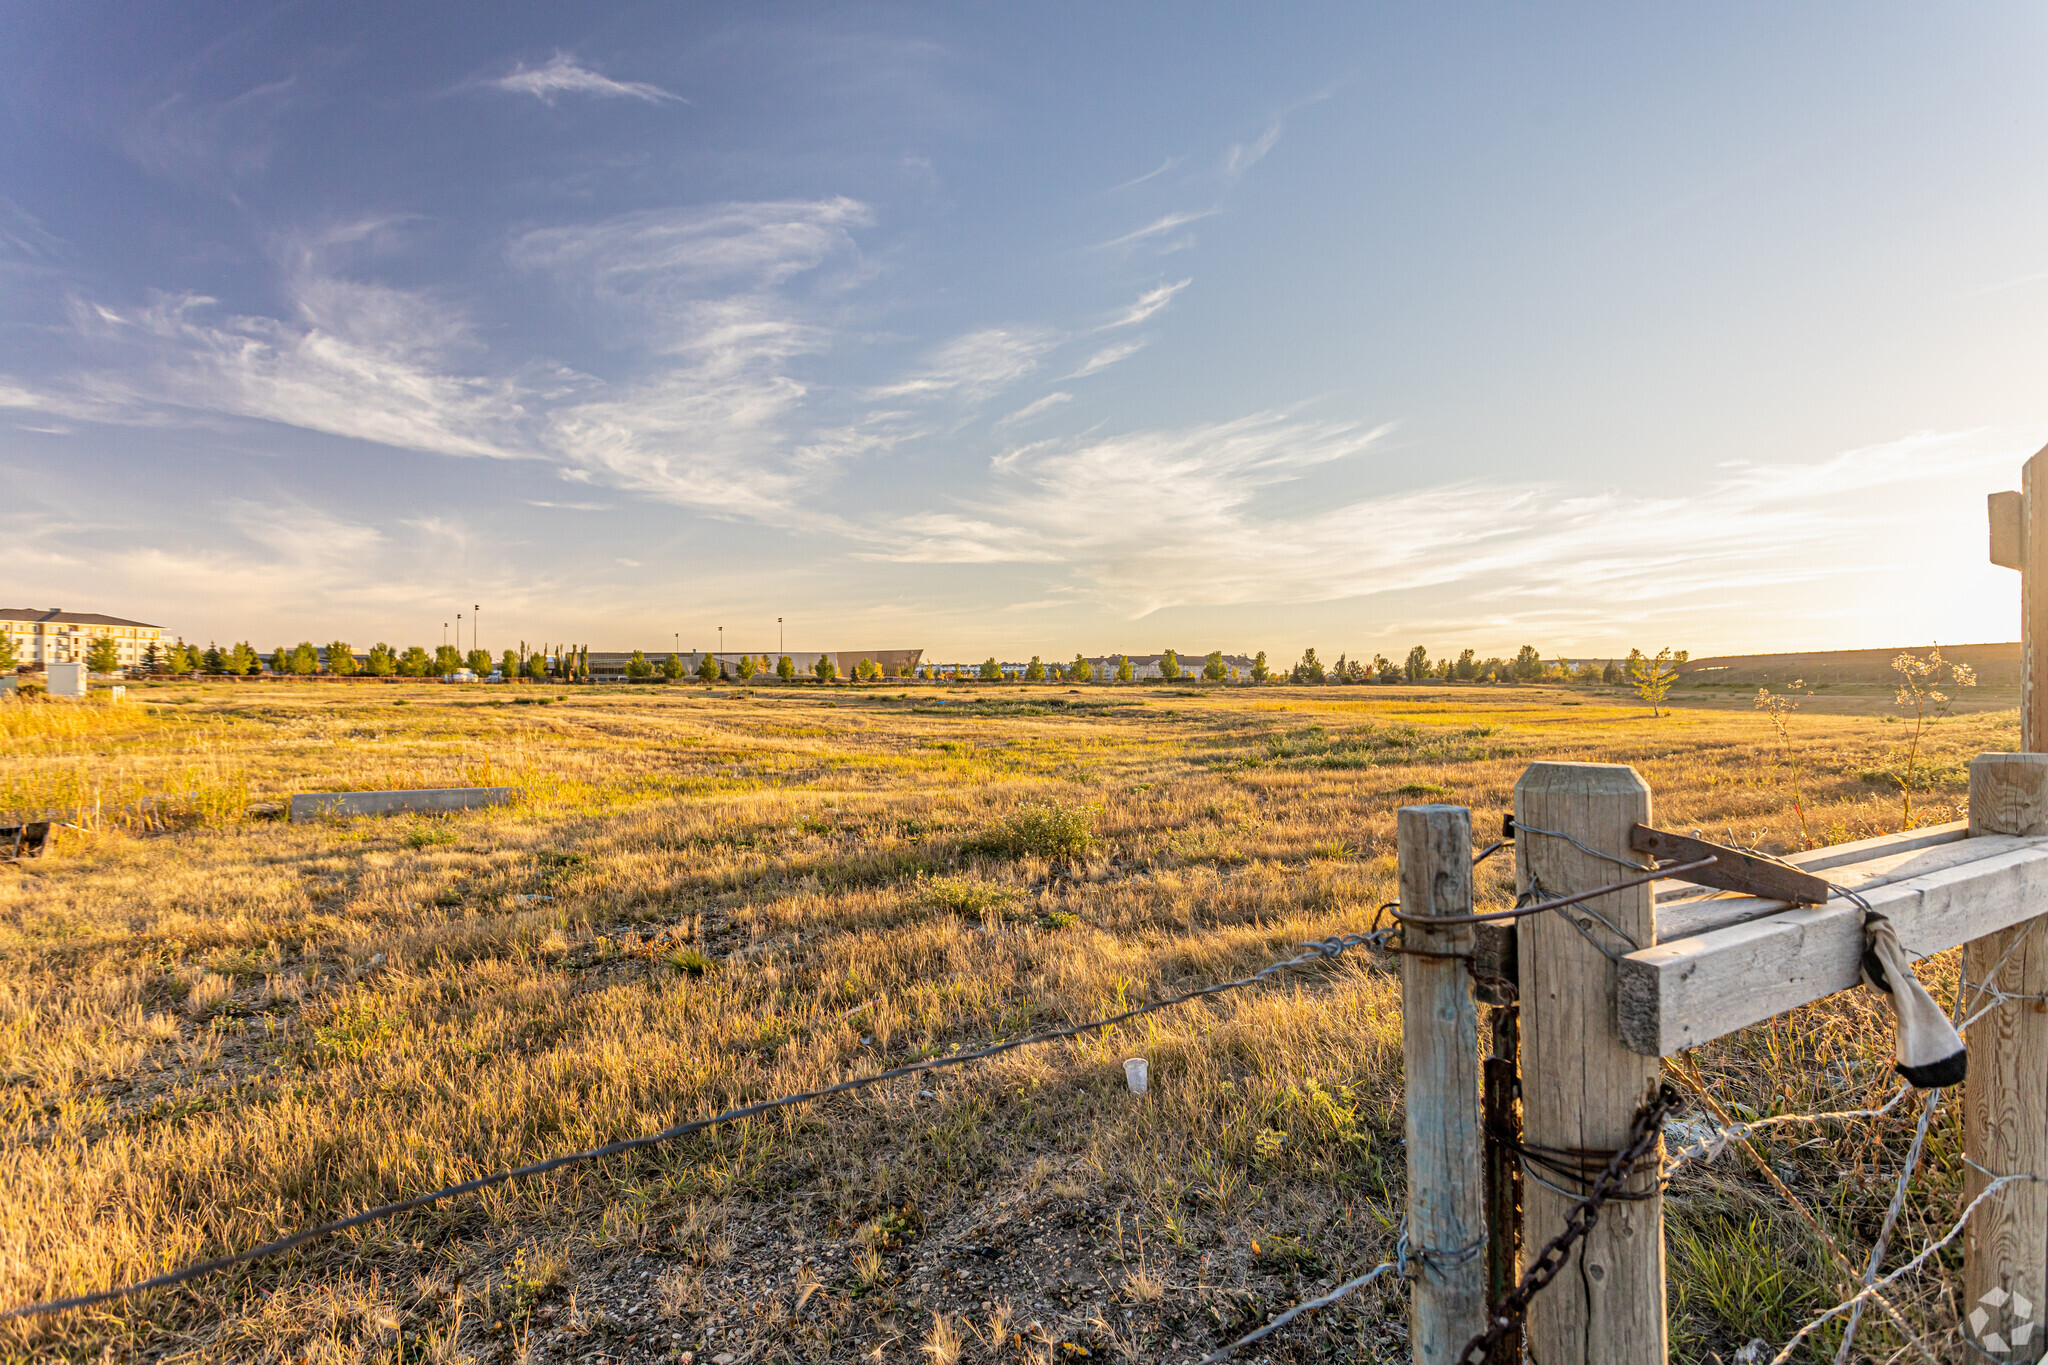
0, 930, 1388, 1323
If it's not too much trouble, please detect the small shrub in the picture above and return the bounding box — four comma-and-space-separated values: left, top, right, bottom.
1394, 782, 1452, 798
666, 947, 712, 975
970, 801, 1095, 861
405, 824, 457, 849
1039, 911, 1081, 931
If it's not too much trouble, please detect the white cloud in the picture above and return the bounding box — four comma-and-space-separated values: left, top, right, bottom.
72, 286, 527, 459
1223, 120, 1282, 180
871, 326, 1059, 402
996, 392, 1073, 427
857, 419, 2012, 620
1097, 211, 1218, 251
486, 54, 684, 105
527, 500, 613, 511
1106, 279, 1190, 329
1069, 339, 1148, 378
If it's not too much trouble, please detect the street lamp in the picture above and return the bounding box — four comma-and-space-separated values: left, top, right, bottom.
778, 617, 783, 657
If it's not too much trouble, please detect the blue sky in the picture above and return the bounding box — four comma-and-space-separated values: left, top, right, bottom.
3, 3, 2044, 660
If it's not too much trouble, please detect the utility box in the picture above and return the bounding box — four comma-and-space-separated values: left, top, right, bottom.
45, 662, 86, 697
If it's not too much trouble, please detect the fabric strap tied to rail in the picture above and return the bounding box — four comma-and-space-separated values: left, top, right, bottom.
1860, 913, 1966, 1089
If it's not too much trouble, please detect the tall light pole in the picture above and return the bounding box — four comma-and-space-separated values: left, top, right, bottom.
474, 604, 480, 657
456, 612, 463, 658
778, 617, 784, 657
718, 625, 723, 658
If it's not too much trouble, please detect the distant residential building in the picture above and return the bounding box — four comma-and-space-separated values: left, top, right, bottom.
1, 608, 165, 671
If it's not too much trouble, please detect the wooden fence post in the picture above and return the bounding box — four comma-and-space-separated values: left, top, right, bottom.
1399, 804, 1488, 1364
1965, 754, 2048, 1360
1514, 763, 1664, 1365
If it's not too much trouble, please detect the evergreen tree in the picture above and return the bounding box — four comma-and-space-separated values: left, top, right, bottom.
1116, 655, 1133, 682
138, 640, 159, 672
328, 642, 359, 676
1203, 650, 1227, 682
777, 654, 796, 681
814, 654, 840, 681
87, 635, 121, 673
1158, 649, 1181, 680
1250, 650, 1269, 683
1070, 653, 1094, 682
228, 642, 260, 675
1602, 659, 1621, 684
1024, 655, 1045, 682
201, 643, 225, 673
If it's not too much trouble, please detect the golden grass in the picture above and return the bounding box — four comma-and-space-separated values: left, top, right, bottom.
0, 677, 2015, 1362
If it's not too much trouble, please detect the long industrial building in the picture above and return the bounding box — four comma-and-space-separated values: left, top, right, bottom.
583, 648, 923, 679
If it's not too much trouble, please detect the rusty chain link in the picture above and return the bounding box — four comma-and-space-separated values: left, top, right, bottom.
1455, 1081, 1682, 1365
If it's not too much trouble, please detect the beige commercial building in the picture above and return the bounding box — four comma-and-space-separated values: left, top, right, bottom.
1, 608, 166, 671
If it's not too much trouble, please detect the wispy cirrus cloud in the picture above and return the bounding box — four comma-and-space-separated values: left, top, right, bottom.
858, 419, 2012, 619
1105, 278, 1190, 329
996, 392, 1073, 427
484, 53, 685, 105
1069, 338, 1148, 378
1096, 210, 1217, 251
870, 326, 1059, 402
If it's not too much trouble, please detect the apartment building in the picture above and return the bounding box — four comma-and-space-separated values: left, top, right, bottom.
1, 608, 165, 671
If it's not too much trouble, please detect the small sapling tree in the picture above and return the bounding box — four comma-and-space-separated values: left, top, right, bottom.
87, 635, 121, 674
1250, 650, 1268, 683
1070, 654, 1094, 682
1158, 649, 1181, 681
814, 654, 840, 682
736, 654, 756, 680
663, 653, 685, 680
1116, 655, 1134, 682
1624, 647, 1677, 717
776, 655, 796, 681
1889, 648, 1977, 828
1203, 650, 1226, 682
1025, 656, 1045, 682
625, 650, 652, 680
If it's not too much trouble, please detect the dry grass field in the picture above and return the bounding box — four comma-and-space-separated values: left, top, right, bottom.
0, 676, 2017, 1364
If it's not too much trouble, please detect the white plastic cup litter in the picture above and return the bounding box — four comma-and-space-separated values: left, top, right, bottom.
1124, 1057, 1149, 1096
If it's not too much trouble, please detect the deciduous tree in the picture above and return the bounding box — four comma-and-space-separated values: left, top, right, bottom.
1157, 649, 1181, 681
625, 650, 652, 680
1116, 655, 1134, 682
87, 636, 122, 673
737, 654, 757, 680
397, 646, 431, 677
1403, 645, 1430, 681
1203, 649, 1226, 681
1512, 645, 1542, 682
1624, 647, 1677, 717
1070, 654, 1094, 682
367, 644, 398, 677
1292, 648, 1324, 684
777, 655, 796, 681
290, 642, 319, 676
329, 642, 359, 676
1024, 655, 1045, 682
1250, 650, 1268, 682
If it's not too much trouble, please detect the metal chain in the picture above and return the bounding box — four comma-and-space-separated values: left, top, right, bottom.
1454, 1082, 1681, 1365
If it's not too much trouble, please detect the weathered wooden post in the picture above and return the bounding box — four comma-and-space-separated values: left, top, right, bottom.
1514, 764, 1664, 1365
1399, 804, 1488, 1364
1964, 755, 2048, 1358
1970, 442, 2048, 1358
